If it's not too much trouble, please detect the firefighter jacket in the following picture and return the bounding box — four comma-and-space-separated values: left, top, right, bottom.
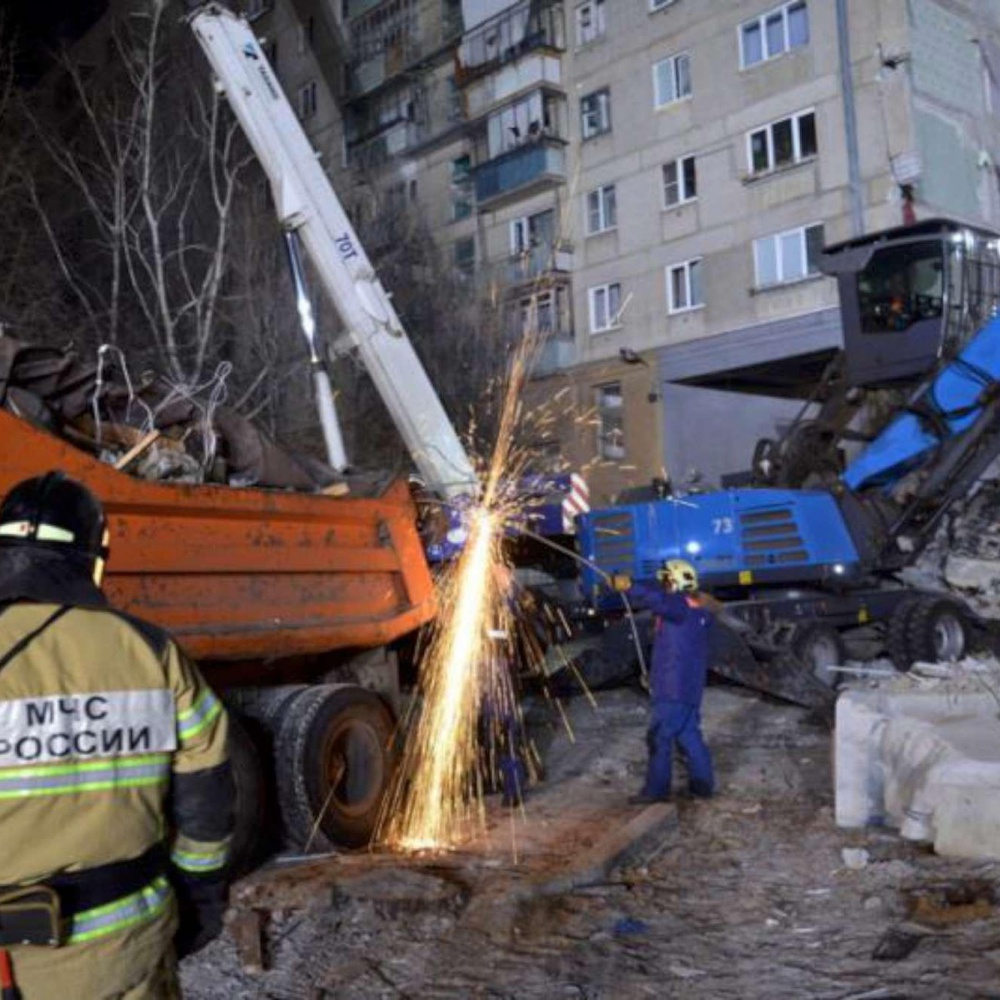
0, 546, 232, 955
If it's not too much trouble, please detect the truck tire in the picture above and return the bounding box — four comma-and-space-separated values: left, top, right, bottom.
227, 712, 274, 875
789, 622, 846, 688
904, 596, 970, 666
886, 597, 921, 671
274, 685, 397, 851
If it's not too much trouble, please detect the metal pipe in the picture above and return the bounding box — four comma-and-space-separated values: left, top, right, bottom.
284, 232, 349, 471
836, 0, 865, 236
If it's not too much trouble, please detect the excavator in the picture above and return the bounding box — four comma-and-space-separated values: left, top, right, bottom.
577, 219, 1000, 708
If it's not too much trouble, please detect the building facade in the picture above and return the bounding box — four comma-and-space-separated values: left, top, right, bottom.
245, 0, 1000, 503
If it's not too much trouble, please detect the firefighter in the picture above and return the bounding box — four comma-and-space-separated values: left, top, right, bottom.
611, 559, 715, 803
0, 471, 233, 999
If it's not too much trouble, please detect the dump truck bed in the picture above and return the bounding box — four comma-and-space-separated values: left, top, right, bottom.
1, 411, 437, 665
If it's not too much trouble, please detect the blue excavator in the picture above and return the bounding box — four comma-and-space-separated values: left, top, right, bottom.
576, 219, 1000, 707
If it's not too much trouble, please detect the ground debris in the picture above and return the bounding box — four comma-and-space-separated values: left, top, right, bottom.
182, 687, 1000, 1000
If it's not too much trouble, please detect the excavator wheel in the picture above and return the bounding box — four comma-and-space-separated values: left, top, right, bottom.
274, 685, 398, 851
887, 595, 969, 670
886, 597, 921, 671
789, 622, 847, 689
902, 596, 970, 667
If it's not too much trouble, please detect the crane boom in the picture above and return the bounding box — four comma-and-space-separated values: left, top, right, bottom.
187, 3, 476, 499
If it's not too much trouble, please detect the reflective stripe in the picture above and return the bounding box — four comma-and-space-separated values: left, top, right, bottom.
67, 876, 172, 945
0, 521, 75, 543
171, 845, 228, 873
0, 754, 170, 799
177, 690, 222, 743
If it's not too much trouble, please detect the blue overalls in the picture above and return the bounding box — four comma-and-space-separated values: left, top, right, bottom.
629, 583, 715, 799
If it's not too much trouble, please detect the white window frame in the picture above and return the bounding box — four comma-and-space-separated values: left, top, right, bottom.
576, 0, 606, 46
586, 184, 617, 235
667, 258, 704, 314
746, 109, 817, 175
589, 282, 623, 333
581, 88, 611, 139
753, 223, 824, 288
297, 80, 318, 119
653, 53, 692, 109
510, 217, 530, 255
596, 383, 625, 460
739, 2, 809, 69
663, 155, 697, 208
650, 0, 677, 10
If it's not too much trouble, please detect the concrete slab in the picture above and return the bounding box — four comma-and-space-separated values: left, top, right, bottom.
835, 667, 1000, 860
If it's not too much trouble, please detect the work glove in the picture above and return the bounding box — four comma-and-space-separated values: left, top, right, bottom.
609, 573, 632, 592
172, 870, 229, 959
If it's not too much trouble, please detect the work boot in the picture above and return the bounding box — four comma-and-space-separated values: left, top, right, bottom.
689, 780, 714, 800
627, 792, 670, 806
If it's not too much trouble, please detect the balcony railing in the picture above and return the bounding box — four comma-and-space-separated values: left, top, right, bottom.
506, 244, 573, 284
456, 0, 564, 86
346, 119, 425, 169
531, 334, 576, 377
473, 138, 566, 206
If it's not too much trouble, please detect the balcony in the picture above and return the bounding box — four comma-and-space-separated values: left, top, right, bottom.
506, 244, 573, 285
531, 334, 576, 377
346, 119, 424, 169
473, 138, 566, 207
456, 0, 564, 87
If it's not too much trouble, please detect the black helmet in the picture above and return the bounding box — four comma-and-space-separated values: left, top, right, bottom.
0, 472, 108, 561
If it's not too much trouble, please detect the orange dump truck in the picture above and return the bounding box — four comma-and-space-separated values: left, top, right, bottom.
2, 409, 438, 860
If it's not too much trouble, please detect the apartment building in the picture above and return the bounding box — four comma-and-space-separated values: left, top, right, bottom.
239, 0, 1000, 502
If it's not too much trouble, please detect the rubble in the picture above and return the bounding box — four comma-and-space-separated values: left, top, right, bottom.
836, 659, 1000, 859
0, 336, 342, 493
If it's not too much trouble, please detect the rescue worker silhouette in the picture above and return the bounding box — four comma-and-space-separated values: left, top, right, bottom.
612, 559, 715, 803
0, 471, 233, 999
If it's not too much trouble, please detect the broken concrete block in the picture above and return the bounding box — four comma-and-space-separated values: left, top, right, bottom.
835, 679, 1000, 860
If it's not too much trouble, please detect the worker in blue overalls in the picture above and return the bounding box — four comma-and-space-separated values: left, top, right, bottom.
612, 559, 715, 803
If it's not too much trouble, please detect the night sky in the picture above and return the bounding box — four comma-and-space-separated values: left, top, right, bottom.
5, 0, 108, 83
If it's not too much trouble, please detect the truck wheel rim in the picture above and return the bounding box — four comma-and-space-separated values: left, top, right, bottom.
322, 722, 384, 818
933, 615, 965, 661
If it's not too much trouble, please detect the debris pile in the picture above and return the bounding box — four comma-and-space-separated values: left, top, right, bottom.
1, 336, 341, 492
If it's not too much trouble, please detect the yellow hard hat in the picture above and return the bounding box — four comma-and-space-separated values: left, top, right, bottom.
656, 558, 698, 592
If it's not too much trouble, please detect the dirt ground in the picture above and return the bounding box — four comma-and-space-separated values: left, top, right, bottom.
181, 682, 1000, 1000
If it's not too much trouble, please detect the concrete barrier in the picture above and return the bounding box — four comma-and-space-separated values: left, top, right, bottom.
835, 671, 1000, 859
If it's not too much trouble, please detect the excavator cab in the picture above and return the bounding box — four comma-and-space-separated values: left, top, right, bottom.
822, 218, 1000, 388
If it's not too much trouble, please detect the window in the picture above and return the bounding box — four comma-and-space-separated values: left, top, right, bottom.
454, 237, 476, 278
451, 155, 473, 221
581, 88, 611, 139
748, 110, 816, 174
597, 383, 625, 459
589, 282, 622, 332
587, 184, 617, 234
510, 210, 555, 255
487, 90, 554, 157
576, 0, 606, 45
650, 0, 677, 9
754, 223, 824, 287
297, 81, 317, 119
663, 156, 697, 207
740, 2, 809, 68
667, 259, 704, 313
653, 53, 691, 108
